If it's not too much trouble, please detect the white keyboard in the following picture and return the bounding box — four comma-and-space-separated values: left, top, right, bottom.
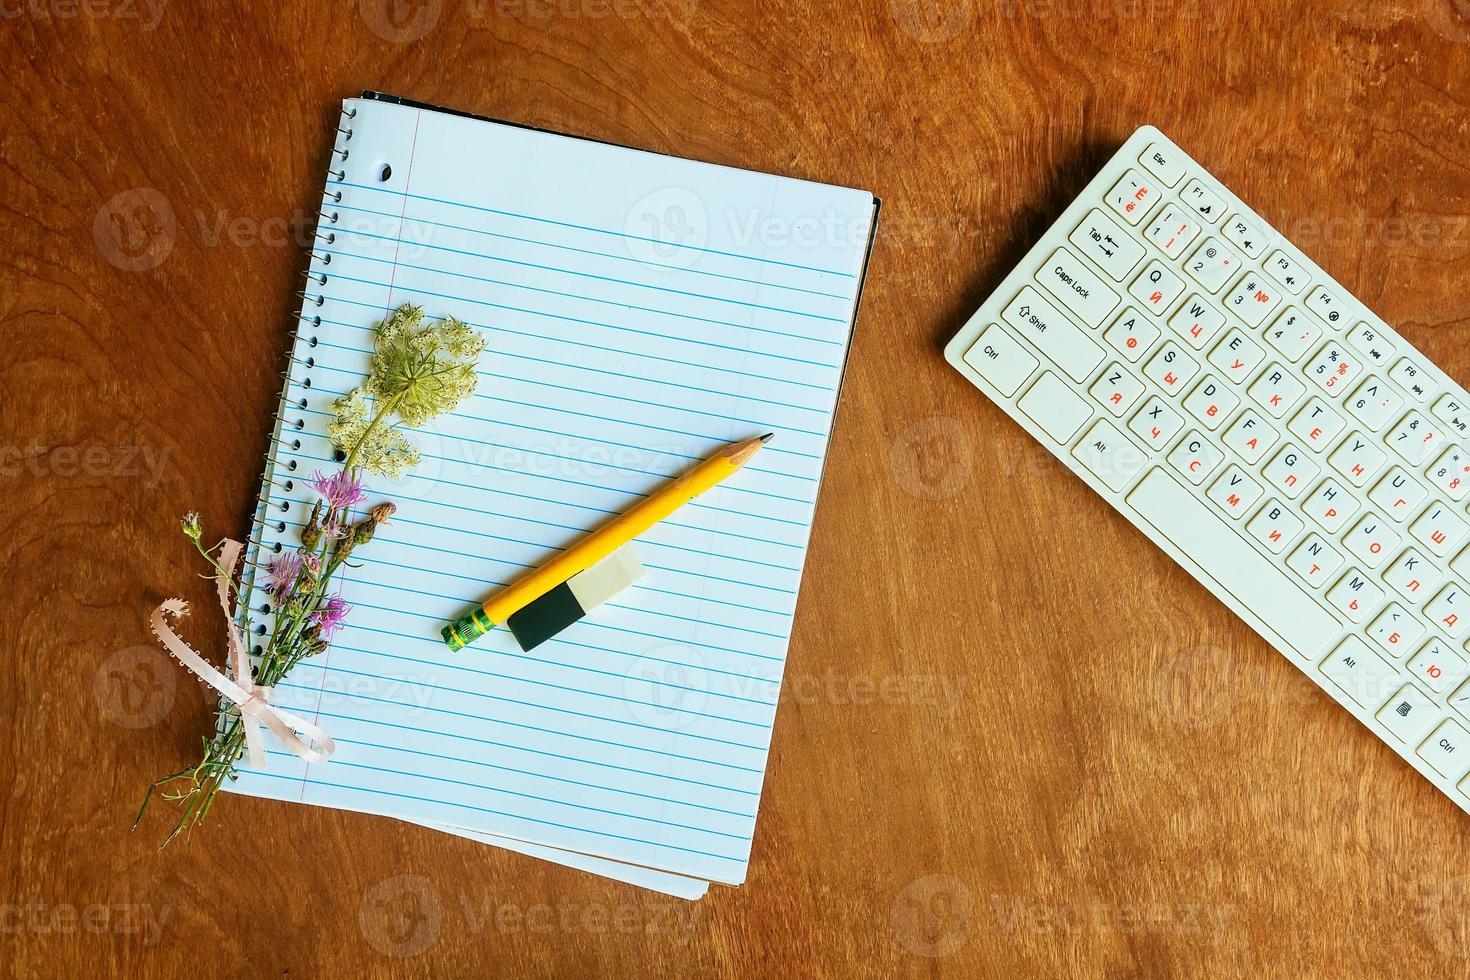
946, 125, 1470, 813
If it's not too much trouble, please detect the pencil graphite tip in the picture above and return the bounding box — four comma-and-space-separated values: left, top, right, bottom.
759, 432, 774, 443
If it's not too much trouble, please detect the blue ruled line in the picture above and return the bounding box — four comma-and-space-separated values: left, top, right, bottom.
322, 239, 846, 323
242, 767, 747, 862
336, 180, 856, 278
331, 201, 850, 300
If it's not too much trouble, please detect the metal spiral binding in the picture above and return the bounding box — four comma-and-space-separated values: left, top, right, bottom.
235, 106, 357, 656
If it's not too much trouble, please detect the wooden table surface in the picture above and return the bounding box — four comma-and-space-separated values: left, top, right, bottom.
5, 1, 1470, 976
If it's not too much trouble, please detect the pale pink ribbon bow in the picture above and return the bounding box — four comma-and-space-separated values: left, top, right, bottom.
149, 538, 335, 768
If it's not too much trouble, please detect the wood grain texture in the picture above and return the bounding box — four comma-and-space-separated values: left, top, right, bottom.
4, 0, 1470, 975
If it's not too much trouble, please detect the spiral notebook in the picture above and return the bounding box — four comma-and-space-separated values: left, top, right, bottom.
229, 92, 878, 895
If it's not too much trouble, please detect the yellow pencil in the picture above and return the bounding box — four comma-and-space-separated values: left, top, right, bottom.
442, 433, 772, 651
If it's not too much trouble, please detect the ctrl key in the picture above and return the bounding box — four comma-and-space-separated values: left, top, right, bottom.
963, 323, 1039, 396
1420, 718, 1470, 779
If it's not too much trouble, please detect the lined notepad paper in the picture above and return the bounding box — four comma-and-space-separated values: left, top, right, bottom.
231, 94, 877, 891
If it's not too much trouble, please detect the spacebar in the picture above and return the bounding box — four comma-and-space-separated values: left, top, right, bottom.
1126, 468, 1339, 661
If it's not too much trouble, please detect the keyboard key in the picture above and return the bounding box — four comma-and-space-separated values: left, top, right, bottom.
1287, 534, 1342, 588
1037, 247, 1120, 329
1126, 468, 1338, 658
1384, 548, 1441, 604
1263, 444, 1319, 499
1105, 169, 1161, 226
1343, 514, 1400, 569
1184, 238, 1242, 293
1002, 287, 1105, 383
1179, 177, 1225, 224
1305, 285, 1350, 328
1427, 446, 1470, 501
1263, 249, 1309, 295
1301, 478, 1357, 533
1247, 499, 1303, 553
1304, 342, 1361, 396
1249, 364, 1305, 419
1288, 398, 1345, 452
1385, 411, 1444, 465
1221, 410, 1277, 464
1128, 396, 1183, 451
1139, 142, 1186, 186
1320, 636, 1399, 705
1167, 431, 1224, 485
1103, 307, 1159, 362
1427, 583, 1469, 639
1390, 357, 1433, 402
1367, 603, 1422, 657
1409, 638, 1466, 692
1207, 329, 1264, 385
1206, 465, 1262, 519
1455, 545, 1470, 581
1223, 272, 1281, 326
1069, 209, 1147, 282
1418, 719, 1470, 779
1089, 363, 1145, 417
1449, 678, 1470, 722
1432, 393, 1470, 439
1143, 341, 1198, 396
1328, 432, 1386, 487
1018, 371, 1093, 443
1326, 569, 1384, 624
1168, 295, 1226, 350
1263, 307, 1323, 363
1183, 376, 1238, 431
1410, 503, 1468, 557
962, 323, 1040, 397
1143, 205, 1199, 258
1129, 260, 1185, 315
1368, 466, 1428, 522
1377, 684, 1439, 743
1223, 213, 1268, 258
1072, 419, 1148, 492
1345, 322, 1395, 368
1344, 377, 1403, 432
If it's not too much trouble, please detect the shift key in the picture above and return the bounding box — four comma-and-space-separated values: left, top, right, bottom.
1002, 286, 1105, 382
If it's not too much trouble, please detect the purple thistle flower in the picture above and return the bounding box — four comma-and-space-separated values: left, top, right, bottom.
311, 469, 367, 510
267, 554, 302, 598
311, 595, 351, 640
